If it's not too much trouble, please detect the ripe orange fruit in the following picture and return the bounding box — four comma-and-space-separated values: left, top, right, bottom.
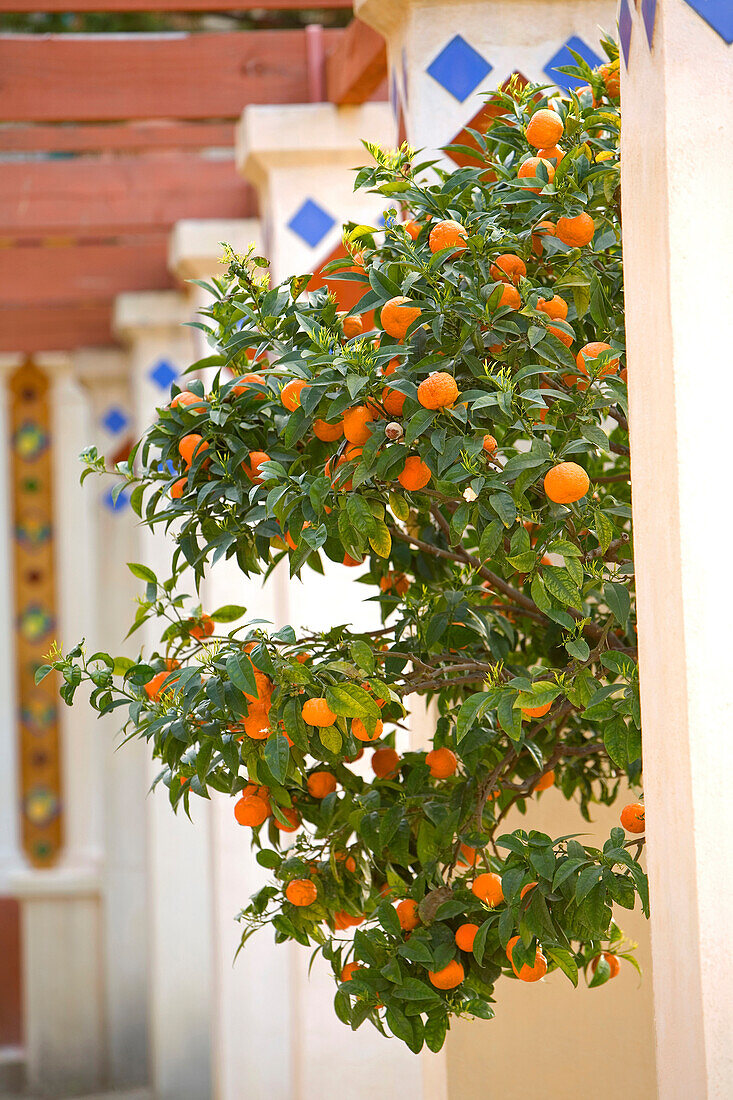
531, 219, 556, 255
178, 434, 209, 468
396, 899, 420, 931
286, 879, 317, 907
242, 450, 270, 484
381, 296, 422, 340
537, 143, 564, 164
471, 872, 504, 907
343, 405, 377, 445
526, 107, 563, 148
496, 284, 521, 310
555, 213, 595, 247
341, 961, 362, 982
483, 434, 498, 455
313, 418, 344, 442
231, 373, 266, 398
522, 701, 552, 719
333, 910, 364, 930
234, 795, 269, 827
381, 386, 406, 416
544, 462, 590, 504
428, 219, 467, 254
398, 455, 432, 491
352, 717, 383, 743
518, 157, 555, 193
170, 477, 187, 499
576, 341, 621, 379
144, 670, 177, 702
537, 295, 568, 321
428, 960, 464, 990
307, 771, 337, 799
302, 697, 336, 727
189, 614, 215, 639
342, 553, 364, 567
170, 390, 206, 410
274, 807, 301, 833
506, 936, 547, 982
455, 923, 479, 952
520, 881, 538, 900
548, 324, 574, 347
490, 254, 526, 285
343, 315, 363, 338
417, 372, 459, 410
599, 62, 620, 99
372, 747, 400, 778
457, 843, 480, 868
425, 747, 457, 778
380, 572, 410, 596
243, 708, 271, 740
534, 770, 555, 792
620, 802, 645, 833
404, 219, 421, 240
280, 379, 307, 411
590, 952, 620, 979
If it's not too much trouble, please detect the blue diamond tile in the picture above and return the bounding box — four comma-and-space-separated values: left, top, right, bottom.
287, 199, 336, 249
619, 0, 634, 66
544, 36, 603, 90
426, 35, 492, 103
683, 0, 733, 43
102, 488, 128, 513
641, 0, 658, 47
101, 406, 128, 435
149, 359, 177, 390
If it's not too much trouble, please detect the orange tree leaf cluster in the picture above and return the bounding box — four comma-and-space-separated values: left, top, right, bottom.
41, 44, 646, 1053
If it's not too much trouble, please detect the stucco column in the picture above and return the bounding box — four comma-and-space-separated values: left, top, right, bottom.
236, 102, 394, 282
75, 347, 150, 1090
4, 351, 105, 1096
356, 0, 616, 153
114, 292, 215, 1100
621, 3, 733, 1097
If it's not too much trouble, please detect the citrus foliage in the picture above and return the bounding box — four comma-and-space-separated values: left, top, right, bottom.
42, 49, 647, 1052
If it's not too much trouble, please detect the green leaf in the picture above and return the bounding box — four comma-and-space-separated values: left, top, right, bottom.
264, 734, 290, 784
369, 519, 392, 558
489, 493, 516, 528
604, 580, 630, 626
226, 654, 258, 698
543, 565, 582, 609
389, 491, 410, 521
325, 683, 380, 718
349, 641, 375, 675
128, 562, 157, 584
478, 520, 503, 562
456, 692, 490, 742
546, 946, 578, 987
424, 1013, 448, 1053
210, 605, 247, 623
319, 726, 342, 754
377, 900, 401, 937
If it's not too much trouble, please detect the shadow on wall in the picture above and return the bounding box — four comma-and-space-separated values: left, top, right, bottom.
445, 787, 657, 1100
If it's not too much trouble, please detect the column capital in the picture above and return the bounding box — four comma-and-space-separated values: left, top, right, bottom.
168, 218, 262, 283
354, 0, 408, 39
236, 102, 394, 186
113, 291, 189, 345
74, 347, 130, 389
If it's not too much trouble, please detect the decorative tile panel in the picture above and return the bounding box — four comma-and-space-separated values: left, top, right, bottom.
101, 407, 129, 435
426, 35, 493, 102
149, 359, 177, 390
683, 0, 733, 43
619, 0, 634, 66
287, 199, 336, 249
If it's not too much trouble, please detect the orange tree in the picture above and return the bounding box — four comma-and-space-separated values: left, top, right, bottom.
42, 49, 647, 1052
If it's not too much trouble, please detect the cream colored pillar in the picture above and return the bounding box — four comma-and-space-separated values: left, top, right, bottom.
168, 222, 297, 1100
236, 102, 394, 282
114, 292, 215, 1100
621, 3, 733, 1098
5, 352, 106, 1096
356, 0, 616, 152
75, 347, 150, 1090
